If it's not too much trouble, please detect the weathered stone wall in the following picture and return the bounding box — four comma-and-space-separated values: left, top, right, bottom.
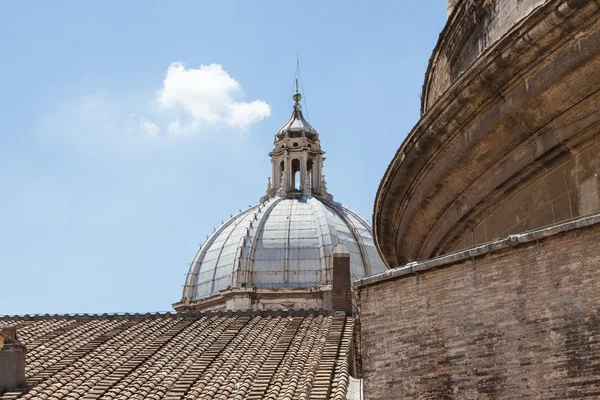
358, 221, 600, 399
426, 0, 545, 112
453, 140, 600, 250
447, 0, 461, 16
374, 0, 600, 266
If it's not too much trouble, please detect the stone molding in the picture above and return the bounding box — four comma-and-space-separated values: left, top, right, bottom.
358, 210, 600, 289
374, 0, 600, 266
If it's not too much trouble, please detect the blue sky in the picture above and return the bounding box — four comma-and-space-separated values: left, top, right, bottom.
0, 1, 446, 315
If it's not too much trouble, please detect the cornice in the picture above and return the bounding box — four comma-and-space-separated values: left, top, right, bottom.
374, 0, 600, 267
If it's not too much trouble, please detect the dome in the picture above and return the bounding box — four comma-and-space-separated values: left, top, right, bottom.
181, 195, 386, 304
174, 88, 388, 311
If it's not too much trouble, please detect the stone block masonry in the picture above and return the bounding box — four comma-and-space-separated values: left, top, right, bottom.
356, 218, 600, 399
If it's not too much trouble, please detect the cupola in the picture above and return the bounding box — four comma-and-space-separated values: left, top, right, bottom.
262, 86, 332, 201
175, 84, 387, 312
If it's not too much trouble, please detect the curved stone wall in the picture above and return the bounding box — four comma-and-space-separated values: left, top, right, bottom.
452, 141, 600, 251
374, 0, 600, 267
425, 0, 546, 113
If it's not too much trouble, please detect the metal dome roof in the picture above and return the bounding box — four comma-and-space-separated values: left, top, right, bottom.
181, 196, 386, 303
277, 106, 317, 136
276, 95, 317, 139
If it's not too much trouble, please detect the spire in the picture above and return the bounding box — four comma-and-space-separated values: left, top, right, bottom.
295, 53, 300, 93
277, 72, 315, 138
260, 68, 333, 202
293, 58, 303, 112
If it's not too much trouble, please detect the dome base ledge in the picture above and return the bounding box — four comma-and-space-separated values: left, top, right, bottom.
174, 285, 334, 312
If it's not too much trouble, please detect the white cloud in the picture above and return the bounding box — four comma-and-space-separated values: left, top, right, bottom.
140, 119, 160, 136
39, 62, 269, 143
157, 63, 271, 134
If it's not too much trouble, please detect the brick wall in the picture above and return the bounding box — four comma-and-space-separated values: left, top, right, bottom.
332, 252, 352, 312
357, 221, 600, 399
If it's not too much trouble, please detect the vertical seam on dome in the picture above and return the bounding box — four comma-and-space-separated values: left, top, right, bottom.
230, 204, 263, 287
341, 205, 372, 232
342, 205, 388, 273
246, 197, 284, 286
308, 197, 338, 285
239, 197, 284, 288
325, 201, 373, 277
284, 199, 296, 286
230, 205, 262, 288
207, 206, 260, 296
183, 208, 256, 302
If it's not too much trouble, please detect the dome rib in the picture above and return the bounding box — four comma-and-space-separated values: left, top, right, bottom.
184, 205, 258, 301
325, 201, 372, 276
241, 197, 283, 287
282, 197, 297, 286
340, 205, 379, 273
183, 209, 243, 301
207, 206, 258, 296
176, 88, 389, 311
306, 197, 340, 284
231, 201, 269, 287
180, 197, 388, 306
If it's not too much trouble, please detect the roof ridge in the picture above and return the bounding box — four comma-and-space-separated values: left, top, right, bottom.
0, 308, 348, 322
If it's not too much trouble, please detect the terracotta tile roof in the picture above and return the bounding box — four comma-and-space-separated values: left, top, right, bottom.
0, 310, 352, 400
